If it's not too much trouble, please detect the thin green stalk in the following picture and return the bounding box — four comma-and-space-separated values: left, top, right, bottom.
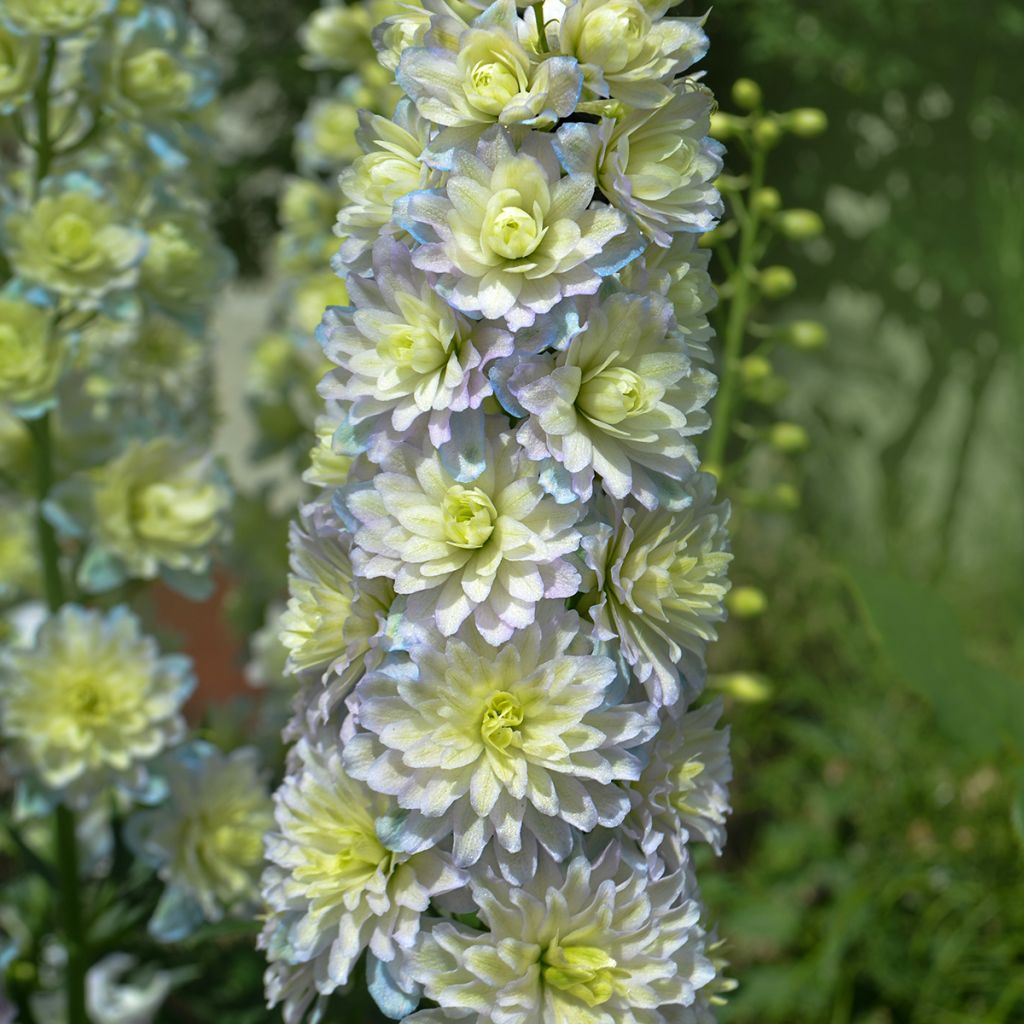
29, 34, 90, 1024
705, 146, 767, 476
32, 38, 59, 195
26, 413, 65, 612
533, 3, 549, 51
55, 805, 89, 1024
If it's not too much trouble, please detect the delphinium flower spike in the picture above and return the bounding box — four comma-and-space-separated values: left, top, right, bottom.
261, 1, 735, 1020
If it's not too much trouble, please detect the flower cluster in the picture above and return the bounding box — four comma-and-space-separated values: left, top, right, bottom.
0, 1, 234, 601
245, 0, 408, 478
262, 0, 734, 1021
0, 4, 270, 1013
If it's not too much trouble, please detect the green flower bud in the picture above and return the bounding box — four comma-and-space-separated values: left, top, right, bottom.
699, 221, 737, 247
731, 78, 762, 111
752, 117, 781, 149
709, 671, 773, 703
783, 320, 828, 350
726, 586, 767, 618
751, 187, 781, 215
785, 107, 828, 137
758, 265, 797, 299
740, 354, 772, 385
710, 111, 743, 140
769, 422, 809, 453
771, 482, 801, 510
777, 208, 824, 240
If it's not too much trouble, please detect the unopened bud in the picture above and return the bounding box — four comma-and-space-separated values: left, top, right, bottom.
710, 671, 773, 703
783, 320, 828, 349
777, 208, 824, 240
769, 422, 809, 453
752, 117, 781, 148
785, 107, 828, 137
771, 482, 801, 510
758, 265, 797, 298
751, 187, 782, 215
731, 78, 762, 111
710, 111, 743, 139
699, 221, 737, 247
740, 354, 772, 384
727, 586, 768, 618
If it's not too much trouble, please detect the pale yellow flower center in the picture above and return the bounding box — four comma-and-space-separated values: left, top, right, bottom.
297, 825, 391, 895
67, 673, 112, 724
382, 323, 450, 372
379, 313, 457, 375
577, 366, 655, 424
482, 203, 542, 260
542, 943, 620, 1007
362, 151, 422, 208
47, 212, 96, 265
465, 57, 520, 115
631, 135, 698, 196
442, 485, 497, 549
671, 759, 705, 816
133, 479, 221, 545
122, 48, 193, 109
480, 690, 523, 752
147, 222, 198, 278
668, 550, 700, 594
578, 0, 649, 72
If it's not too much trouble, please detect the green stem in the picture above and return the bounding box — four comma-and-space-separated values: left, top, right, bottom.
705, 145, 767, 475
32, 38, 59, 195
55, 805, 89, 1024
26, 413, 65, 612
533, 3, 549, 51
29, 37, 90, 1024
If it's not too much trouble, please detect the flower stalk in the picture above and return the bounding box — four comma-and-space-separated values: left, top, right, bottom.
704, 145, 766, 477
55, 804, 88, 1024
26, 412, 64, 612
261, 0, 737, 1019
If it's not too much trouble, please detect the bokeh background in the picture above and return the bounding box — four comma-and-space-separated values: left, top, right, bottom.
177, 0, 1024, 1020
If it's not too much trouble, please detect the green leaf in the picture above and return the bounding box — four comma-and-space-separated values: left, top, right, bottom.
847, 566, 1024, 758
